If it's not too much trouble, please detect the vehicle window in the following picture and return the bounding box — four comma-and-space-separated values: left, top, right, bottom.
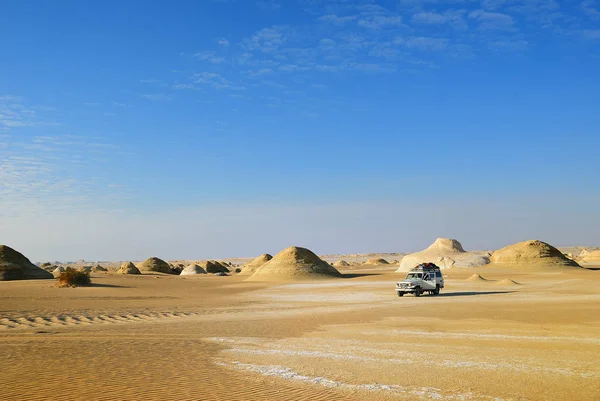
436, 271, 442, 277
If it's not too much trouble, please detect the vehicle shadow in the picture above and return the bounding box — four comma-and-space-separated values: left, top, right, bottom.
437, 291, 516, 297
341, 273, 382, 279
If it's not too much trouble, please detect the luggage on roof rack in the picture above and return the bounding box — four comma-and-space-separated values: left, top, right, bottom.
412, 263, 441, 271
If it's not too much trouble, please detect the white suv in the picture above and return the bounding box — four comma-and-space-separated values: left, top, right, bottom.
395, 263, 444, 297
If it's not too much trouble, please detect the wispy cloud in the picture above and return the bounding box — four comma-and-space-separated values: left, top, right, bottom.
140, 93, 173, 101
140, 78, 163, 84
136, 0, 598, 116
411, 10, 468, 29
397, 36, 449, 51
469, 9, 515, 31
582, 0, 600, 20
357, 4, 404, 30
194, 51, 228, 64
1, 130, 131, 218
0, 95, 58, 129
242, 26, 289, 53
192, 72, 246, 90
318, 14, 357, 25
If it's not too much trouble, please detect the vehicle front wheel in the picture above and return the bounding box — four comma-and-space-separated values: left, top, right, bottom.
414, 287, 421, 297
433, 285, 440, 295
397, 292, 404, 297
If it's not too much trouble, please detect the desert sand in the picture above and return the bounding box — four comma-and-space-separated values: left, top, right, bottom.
1, 241, 600, 400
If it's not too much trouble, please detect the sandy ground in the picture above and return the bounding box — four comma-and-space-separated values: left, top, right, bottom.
1, 266, 599, 400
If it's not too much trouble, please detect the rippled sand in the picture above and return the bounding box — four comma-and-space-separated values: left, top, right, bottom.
1, 267, 599, 400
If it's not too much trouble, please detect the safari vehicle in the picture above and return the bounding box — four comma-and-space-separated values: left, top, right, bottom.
395, 263, 444, 297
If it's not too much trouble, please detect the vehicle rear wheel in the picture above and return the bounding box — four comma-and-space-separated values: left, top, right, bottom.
414, 287, 421, 297
397, 292, 404, 297
433, 285, 440, 295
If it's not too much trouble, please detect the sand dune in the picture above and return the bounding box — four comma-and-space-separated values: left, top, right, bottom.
466, 273, 488, 282
494, 278, 521, 286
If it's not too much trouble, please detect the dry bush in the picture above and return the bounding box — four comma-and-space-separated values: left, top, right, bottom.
56, 268, 91, 288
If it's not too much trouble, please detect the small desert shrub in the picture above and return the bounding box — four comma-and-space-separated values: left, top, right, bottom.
56, 268, 91, 288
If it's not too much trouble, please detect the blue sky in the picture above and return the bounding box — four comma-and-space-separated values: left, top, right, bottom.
1, 0, 599, 261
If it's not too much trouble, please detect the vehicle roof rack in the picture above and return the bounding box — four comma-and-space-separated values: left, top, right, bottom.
411, 263, 441, 271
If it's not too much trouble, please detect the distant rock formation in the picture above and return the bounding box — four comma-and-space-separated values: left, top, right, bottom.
365, 258, 389, 265
118, 262, 141, 275
247, 246, 342, 281
0, 245, 53, 280
396, 238, 489, 272
180, 264, 207, 275
578, 250, 600, 266
490, 240, 580, 268
241, 254, 273, 274
138, 257, 173, 274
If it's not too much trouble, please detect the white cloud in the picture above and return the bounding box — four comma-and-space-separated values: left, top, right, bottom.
140, 78, 163, 84
194, 51, 227, 64
318, 14, 357, 25
358, 15, 403, 30
247, 68, 274, 77
0, 95, 58, 129
242, 26, 288, 53
398, 36, 449, 51
469, 9, 515, 30
490, 39, 528, 51
217, 38, 230, 47
141, 93, 173, 101
411, 10, 467, 28
1, 133, 131, 220
192, 72, 246, 90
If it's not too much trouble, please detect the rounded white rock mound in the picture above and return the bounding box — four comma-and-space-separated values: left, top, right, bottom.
180, 264, 207, 275
396, 238, 490, 272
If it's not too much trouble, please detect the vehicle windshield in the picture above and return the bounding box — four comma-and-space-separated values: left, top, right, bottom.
406, 273, 422, 280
